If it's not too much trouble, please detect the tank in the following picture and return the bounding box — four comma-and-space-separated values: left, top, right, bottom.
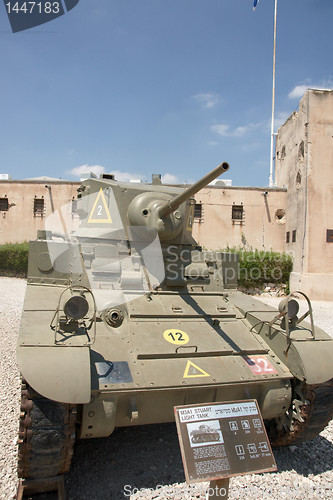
17, 162, 333, 481
190, 424, 220, 444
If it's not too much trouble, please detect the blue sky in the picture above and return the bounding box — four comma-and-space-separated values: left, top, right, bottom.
0, 0, 332, 186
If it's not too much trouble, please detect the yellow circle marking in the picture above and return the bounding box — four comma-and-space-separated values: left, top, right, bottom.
163, 329, 189, 345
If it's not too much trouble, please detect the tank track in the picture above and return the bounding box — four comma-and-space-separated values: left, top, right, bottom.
18, 379, 77, 479
268, 378, 333, 447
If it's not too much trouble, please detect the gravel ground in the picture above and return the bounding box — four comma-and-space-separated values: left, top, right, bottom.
0, 278, 25, 500
0, 278, 332, 499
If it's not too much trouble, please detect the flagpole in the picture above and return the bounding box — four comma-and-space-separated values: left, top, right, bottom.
269, 0, 278, 187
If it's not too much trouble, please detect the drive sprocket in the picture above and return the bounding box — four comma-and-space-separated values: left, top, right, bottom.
267, 378, 333, 447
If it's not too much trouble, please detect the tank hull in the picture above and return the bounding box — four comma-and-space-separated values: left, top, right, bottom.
16, 168, 333, 482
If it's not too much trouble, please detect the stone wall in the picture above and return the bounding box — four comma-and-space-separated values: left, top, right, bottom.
0, 181, 79, 244
275, 89, 333, 300
191, 186, 286, 252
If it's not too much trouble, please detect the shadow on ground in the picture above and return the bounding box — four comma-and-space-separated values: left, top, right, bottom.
65, 423, 184, 500
273, 433, 333, 476
64, 421, 333, 500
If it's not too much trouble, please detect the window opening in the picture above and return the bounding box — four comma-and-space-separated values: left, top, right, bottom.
0, 197, 9, 211
327, 230, 333, 243
275, 209, 286, 224
292, 230, 296, 243
298, 141, 304, 160
34, 197, 45, 217
194, 203, 202, 219
232, 204, 244, 221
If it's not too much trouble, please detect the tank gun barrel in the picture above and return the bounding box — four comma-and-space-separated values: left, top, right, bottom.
157, 161, 229, 219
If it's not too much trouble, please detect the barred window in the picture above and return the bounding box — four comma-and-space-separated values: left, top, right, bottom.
34, 198, 45, 216
194, 203, 202, 219
232, 205, 244, 220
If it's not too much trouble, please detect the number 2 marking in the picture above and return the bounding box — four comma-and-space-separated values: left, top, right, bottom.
97, 205, 102, 216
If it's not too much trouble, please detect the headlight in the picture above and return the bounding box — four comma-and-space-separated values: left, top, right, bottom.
64, 296, 89, 320
279, 298, 299, 319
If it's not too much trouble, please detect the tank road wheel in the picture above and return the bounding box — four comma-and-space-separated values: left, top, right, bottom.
267, 378, 333, 447
18, 379, 77, 479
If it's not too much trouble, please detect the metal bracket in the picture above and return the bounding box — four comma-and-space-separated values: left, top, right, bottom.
50, 285, 97, 345
268, 291, 315, 352
129, 397, 139, 423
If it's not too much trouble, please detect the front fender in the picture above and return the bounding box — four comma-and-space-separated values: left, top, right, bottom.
17, 346, 91, 404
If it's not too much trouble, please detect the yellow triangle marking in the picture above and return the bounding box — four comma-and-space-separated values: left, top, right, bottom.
88, 188, 112, 224
186, 206, 194, 231
183, 360, 210, 378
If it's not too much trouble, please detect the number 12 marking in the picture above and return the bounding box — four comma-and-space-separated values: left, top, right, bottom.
168, 331, 184, 342
163, 329, 189, 345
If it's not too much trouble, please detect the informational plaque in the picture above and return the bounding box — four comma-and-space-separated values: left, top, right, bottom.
174, 400, 277, 483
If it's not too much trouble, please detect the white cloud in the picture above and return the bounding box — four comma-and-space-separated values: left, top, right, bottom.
193, 93, 219, 109
288, 85, 309, 99
161, 173, 180, 184
68, 164, 105, 178
67, 164, 142, 182
110, 170, 143, 182
211, 112, 296, 139
211, 123, 258, 137
233, 126, 249, 137
288, 82, 333, 99
211, 124, 230, 136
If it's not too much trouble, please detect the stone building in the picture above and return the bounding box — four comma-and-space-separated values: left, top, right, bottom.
0, 178, 79, 244
275, 89, 333, 300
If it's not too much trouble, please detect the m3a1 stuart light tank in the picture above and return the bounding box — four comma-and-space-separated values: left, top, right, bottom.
17, 162, 333, 481
190, 424, 220, 444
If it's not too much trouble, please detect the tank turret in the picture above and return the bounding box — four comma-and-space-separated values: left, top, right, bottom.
127, 162, 229, 241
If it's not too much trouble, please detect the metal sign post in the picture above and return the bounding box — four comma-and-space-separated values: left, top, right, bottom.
206, 478, 229, 500
174, 399, 277, 499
